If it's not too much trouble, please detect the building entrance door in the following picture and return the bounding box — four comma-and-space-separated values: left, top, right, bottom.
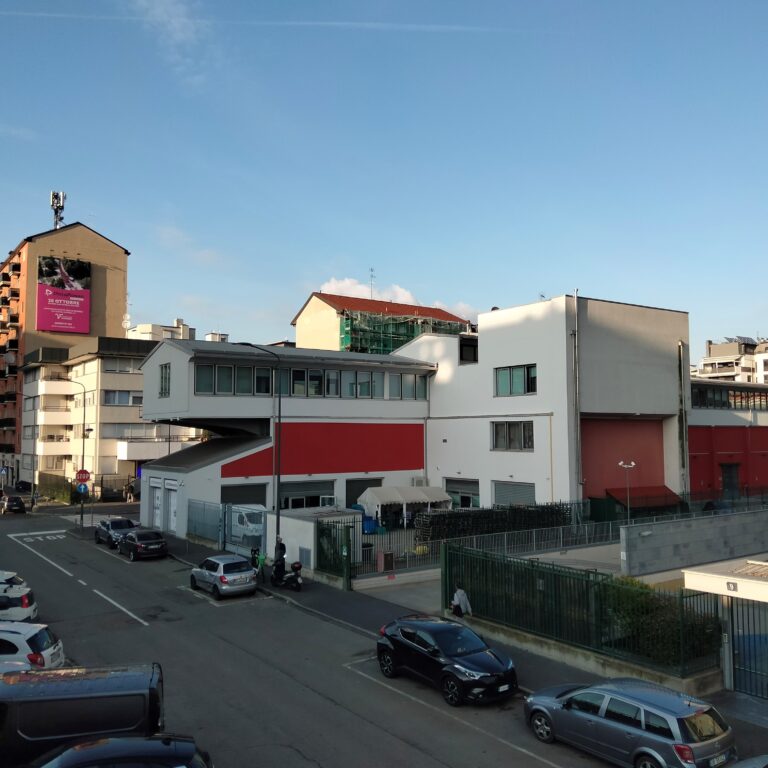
720, 463, 740, 498
167, 490, 177, 533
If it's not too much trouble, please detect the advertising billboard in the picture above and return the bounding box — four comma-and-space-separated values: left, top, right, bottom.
36, 256, 91, 334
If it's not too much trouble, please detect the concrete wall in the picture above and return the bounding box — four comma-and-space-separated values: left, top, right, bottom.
622, 508, 768, 576
294, 296, 340, 350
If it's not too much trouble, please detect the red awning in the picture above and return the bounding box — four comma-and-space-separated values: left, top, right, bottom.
605, 485, 682, 508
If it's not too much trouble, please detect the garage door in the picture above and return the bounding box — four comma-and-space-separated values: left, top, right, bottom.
444, 478, 479, 508
493, 481, 536, 506
346, 477, 382, 506
221, 484, 267, 505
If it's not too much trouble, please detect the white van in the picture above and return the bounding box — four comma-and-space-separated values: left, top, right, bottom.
229, 505, 265, 546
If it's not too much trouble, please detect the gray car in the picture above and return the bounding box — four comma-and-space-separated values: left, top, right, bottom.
190, 555, 257, 600
524, 677, 736, 768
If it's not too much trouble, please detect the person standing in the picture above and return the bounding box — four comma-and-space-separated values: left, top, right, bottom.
126, 481, 135, 503
273, 535, 287, 581
450, 583, 472, 620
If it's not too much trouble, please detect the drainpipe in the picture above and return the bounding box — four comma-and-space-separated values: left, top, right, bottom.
573, 291, 583, 512
678, 340, 690, 495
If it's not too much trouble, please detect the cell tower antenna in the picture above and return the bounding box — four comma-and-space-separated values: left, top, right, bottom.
50, 191, 66, 229
369, 267, 376, 299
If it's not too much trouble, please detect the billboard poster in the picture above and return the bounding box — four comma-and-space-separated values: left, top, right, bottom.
36, 256, 92, 334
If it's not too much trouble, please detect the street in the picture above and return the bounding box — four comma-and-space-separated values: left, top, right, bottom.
2, 511, 612, 768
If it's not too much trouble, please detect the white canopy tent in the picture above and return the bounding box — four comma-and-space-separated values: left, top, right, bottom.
357, 486, 452, 527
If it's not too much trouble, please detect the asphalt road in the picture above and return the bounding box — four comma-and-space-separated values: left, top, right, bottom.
0, 512, 617, 768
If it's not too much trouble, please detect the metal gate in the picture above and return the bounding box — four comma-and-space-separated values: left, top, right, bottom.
732, 597, 768, 698
316, 520, 347, 577
222, 504, 266, 558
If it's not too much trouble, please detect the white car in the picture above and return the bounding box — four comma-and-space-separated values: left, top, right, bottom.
0, 584, 38, 622
0, 622, 64, 669
0, 570, 27, 589
0, 659, 31, 673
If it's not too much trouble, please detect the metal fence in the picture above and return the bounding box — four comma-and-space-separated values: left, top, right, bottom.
319, 503, 768, 580
187, 501, 265, 556
188, 500, 224, 543
444, 543, 721, 677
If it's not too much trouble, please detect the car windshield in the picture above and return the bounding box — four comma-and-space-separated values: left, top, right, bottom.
223, 561, 251, 574
679, 707, 729, 742
137, 532, 164, 542
28, 627, 57, 653
3, 575, 23, 586
111, 519, 134, 529
244, 512, 260, 523
436, 626, 487, 657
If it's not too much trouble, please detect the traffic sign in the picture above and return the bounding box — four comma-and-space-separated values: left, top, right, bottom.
0, 468, 6, 476
75, 469, 90, 483
77, 483, 89, 494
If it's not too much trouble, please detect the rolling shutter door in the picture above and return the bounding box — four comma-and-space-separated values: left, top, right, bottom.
280, 481, 335, 499
346, 477, 382, 506
493, 481, 536, 506
221, 484, 267, 505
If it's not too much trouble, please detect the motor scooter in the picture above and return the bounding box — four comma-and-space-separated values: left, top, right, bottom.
270, 556, 303, 592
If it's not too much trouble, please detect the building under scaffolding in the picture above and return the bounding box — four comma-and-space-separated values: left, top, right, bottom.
340, 311, 467, 354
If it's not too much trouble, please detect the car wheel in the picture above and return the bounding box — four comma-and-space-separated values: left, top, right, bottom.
441, 675, 464, 707
212, 585, 221, 601
530, 711, 554, 743
378, 650, 398, 678
129, 550, 137, 562
190, 575, 199, 591
108, 538, 117, 549
94, 530, 100, 544
635, 756, 662, 768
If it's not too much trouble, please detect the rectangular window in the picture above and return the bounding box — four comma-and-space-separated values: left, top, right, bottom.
495, 364, 537, 396
104, 357, 142, 373
275, 369, 290, 395
389, 373, 402, 399
402, 374, 416, 399
325, 370, 340, 397
195, 364, 214, 394
372, 371, 385, 399
341, 370, 356, 398
216, 365, 234, 394
308, 369, 323, 397
159, 363, 171, 397
416, 374, 427, 400
357, 371, 371, 398
103, 391, 143, 406
254, 368, 271, 394
491, 421, 534, 451
235, 366, 253, 395
291, 369, 307, 396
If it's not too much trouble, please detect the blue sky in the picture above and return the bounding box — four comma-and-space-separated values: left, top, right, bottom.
1, 1, 766, 357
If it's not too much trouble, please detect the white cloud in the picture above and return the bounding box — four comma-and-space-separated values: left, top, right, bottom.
319, 277, 479, 322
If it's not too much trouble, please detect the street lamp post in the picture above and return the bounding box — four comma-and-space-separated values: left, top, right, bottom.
618, 460, 636, 523
258, 346, 283, 536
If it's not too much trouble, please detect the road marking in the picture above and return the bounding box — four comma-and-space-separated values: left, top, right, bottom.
177, 585, 261, 607
93, 546, 130, 564
7, 531, 74, 576
92, 589, 149, 626
78, 579, 88, 586
345, 659, 562, 768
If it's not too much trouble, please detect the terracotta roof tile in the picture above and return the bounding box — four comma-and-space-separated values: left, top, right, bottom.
299, 292, 468, 324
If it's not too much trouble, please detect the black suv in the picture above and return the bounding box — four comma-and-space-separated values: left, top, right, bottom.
377, 614, 517, 706
94, 517, 137, 548
29, 735, 213, 768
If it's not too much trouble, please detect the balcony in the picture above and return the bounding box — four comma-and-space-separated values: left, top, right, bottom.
0, 274, 9, 285
9, 263, 20, 274
7, 314, 18, 327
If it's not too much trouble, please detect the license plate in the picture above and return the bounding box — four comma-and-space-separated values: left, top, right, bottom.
498, 684, 510, 692
148, 544, 161, 549
710, 755, 727, 767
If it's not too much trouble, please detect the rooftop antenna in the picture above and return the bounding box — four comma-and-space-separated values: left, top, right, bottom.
50, 191, 66, 229
369, 267, 376, 299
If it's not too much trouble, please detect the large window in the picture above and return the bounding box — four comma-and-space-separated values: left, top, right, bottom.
255, 368, 271, 394
691, 382, 768, 411
101, 423, 160, 439
495, 364, 537, 396
103, 390, 143, 406
308, 369, 323, 397
372, 371, 385, 399
492, 421, 534, 451
357, 371, 371, 398
216, 365, 234, 394
103, 357, 143, 373
325, 370, 340, 397
235, 366, 253, 395
195, 364, 214, 394
341, 370, 356, 398
292, 369, 307, 396
159, 363, 171, 397
389, 373, 402, 399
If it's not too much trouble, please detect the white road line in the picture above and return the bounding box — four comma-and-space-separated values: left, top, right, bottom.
92, 589, 149, 626
344, 659, 563, 768
78, 579, 88, 586
7, 532, 74, 576
92, 546, 130, 564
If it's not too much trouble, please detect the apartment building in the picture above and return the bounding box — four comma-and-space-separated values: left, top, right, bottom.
693, 337, 766, 383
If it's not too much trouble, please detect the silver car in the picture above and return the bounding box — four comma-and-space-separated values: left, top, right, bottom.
190, 555, 256, 600
524, 677, 737, 768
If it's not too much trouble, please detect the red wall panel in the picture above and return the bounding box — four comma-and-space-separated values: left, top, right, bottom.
221, 422, 424, 478
580, 419, 665, 499
688, 426, 768, 492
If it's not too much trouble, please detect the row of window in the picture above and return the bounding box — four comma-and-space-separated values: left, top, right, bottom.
495, 364, 537, 397
691, 384, 768, 411
491, 421, 534, 451
566, 692, 674, 738
191, 364, 428, 400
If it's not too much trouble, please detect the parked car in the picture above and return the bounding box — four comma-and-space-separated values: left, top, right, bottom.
0, 622, 64, 669
1, 496, 26, 514
94, 516, 137, 548
118, 529, 168, 561
524, 677, 737, 768
0, 571, 27, 589
0, 584, 38, 622
0, 659, 31, 673
190, 554, 257, 600
13, 481, 31, 493
377, 614, 517, 706
0, 663, 164, 767
29, 734, 213, 768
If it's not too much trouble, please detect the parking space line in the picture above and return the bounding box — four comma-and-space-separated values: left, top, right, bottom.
92, 589, 149, 626
344, 659, 562, 768
176, 585, 263, 607
7, 531, 73, 576
92, 546, 130, 564
77, 579, 87, 586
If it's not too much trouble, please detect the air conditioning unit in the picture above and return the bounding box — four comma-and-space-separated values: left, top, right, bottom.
411, 477, 427, 487
319, 495, 337, 507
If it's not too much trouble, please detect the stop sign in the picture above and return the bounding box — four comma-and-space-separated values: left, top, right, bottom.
76, 469, 90, 483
